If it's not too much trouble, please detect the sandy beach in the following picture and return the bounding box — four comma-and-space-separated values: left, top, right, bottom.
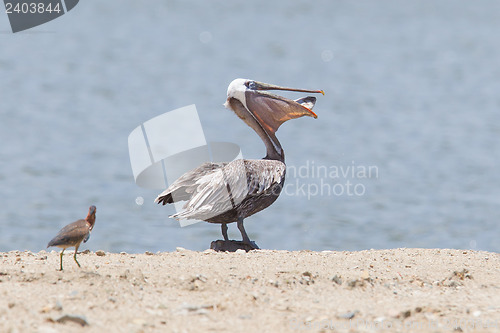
0, 248, 498, 333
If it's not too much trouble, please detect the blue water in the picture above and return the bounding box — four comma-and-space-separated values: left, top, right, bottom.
1, 0, 499, 253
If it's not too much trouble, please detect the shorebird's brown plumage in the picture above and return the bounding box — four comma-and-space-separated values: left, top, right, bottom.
47, 205, 96, 270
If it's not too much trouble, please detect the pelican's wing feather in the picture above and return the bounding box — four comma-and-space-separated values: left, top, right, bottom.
155, 162, 227, 205
170, 159, 285, 221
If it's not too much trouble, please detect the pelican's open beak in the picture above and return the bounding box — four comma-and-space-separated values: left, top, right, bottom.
245, 81, 324, 134
250, 81, 325, 96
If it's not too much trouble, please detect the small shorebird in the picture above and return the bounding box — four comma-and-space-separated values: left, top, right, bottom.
155, 79, 323, 249
47, 206, 96, 270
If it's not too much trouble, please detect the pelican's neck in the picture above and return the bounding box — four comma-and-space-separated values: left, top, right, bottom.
264, 132, 284, 162
226, 98, 284, 162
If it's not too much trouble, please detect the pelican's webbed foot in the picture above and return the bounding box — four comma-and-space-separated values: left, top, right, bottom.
210, 240, 259, 252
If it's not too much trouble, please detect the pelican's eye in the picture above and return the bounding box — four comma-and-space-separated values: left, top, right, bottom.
246, 81, 257, 90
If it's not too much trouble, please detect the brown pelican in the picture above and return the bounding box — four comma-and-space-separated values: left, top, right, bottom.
47, 206, 96, 270
155, 79, 323, 249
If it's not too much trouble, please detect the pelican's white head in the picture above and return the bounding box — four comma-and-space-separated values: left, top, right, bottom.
225, 78, 249, 109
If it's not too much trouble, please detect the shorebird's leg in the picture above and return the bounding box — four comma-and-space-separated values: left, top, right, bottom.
221, 223, 228, 241
59, 249, 65, 271
73, 244, 81, 268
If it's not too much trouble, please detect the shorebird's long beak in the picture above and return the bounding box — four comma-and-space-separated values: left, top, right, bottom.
245, 81, 324, 134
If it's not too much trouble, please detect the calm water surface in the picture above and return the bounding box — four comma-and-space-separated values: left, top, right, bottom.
1, 0, 499, 253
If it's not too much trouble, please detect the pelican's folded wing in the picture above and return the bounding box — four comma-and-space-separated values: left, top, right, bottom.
155, 162, 227, 205
171, 159, 285, 221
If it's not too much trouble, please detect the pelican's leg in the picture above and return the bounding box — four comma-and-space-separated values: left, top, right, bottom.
59, 249, 65, 271
237, 218, 260, 249
237, 217, 251, 244
73, 243, 81, 268
221, 223, 229, 241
